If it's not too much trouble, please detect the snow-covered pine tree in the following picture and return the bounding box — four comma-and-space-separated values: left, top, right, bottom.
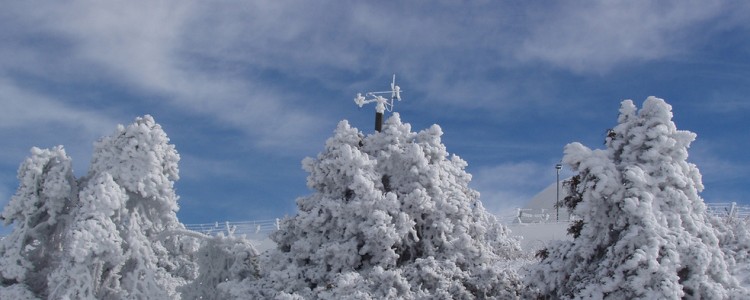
0, 147, 77, 299
47, 172, 128, 299
237, 114, 522, 299
527, 97, 744, 299
47, 115, 198, 299
179, 234, 260, 300
709, 214, 750, 288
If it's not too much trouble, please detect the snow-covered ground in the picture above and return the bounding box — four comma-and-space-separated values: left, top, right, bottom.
506, 222, 570, 252
242, 233, 277, 252
240, 221, 571, 254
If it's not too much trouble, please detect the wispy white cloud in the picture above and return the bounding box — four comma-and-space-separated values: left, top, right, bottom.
516, 1, 737, 74
49, 1, 191, 92
702, 92, 750, 115
0, 78, 113, 133
0, 68, 121, 175
0, 77, 118, 171
690, 141, 749, 183
2, 1, 325, 153
175, 2, 531, 114
7, 0, 742, 137
1, 1, 748, 221
178, 154, 252, 182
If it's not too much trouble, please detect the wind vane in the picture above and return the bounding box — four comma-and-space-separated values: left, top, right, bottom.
354, 74, 403, 132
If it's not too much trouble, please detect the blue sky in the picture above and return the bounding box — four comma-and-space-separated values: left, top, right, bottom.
1, 1, 749, 228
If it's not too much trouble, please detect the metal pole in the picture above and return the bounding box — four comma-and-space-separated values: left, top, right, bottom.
556, 163, 561, 222
375, 112, 383, 132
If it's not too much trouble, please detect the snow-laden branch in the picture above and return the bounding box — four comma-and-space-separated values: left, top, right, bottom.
153, 228, 209, 242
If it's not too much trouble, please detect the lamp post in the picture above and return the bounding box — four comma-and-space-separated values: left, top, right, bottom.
556, 163, 562, 222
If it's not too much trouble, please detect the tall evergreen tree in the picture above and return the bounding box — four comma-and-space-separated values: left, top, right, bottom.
47, 115, 198, 299
527, 97, 744, 299
179, 234, 260, 300
709, 214, 750, 288
0, 147, 77, 299
233, 114, 522, 299
48, 172, 129, 299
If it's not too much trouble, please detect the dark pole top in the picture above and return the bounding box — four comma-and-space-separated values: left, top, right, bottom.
353, 74, 403, 133
375, 112, 383, 132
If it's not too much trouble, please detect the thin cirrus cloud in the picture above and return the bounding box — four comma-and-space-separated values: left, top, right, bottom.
1, 1, 748, 224
177, 154, 253, 182
179, 2, 526, 112
13, 1, 738, 132
0, 78, 114, 214
516, 1, 733, 74
4, 1, 324, 152
0, 78, 114, 137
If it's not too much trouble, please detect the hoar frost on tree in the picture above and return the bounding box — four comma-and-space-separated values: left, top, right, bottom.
527, 97, 745, 299
48, 115, 199, 299
0, 115, 203, 299
709, 215, 750, 288
228, 114, 522, 299
179, 234, 260, 300
0, 147, 77, 299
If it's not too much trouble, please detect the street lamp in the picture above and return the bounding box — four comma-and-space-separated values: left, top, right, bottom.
556, 163, 562, 222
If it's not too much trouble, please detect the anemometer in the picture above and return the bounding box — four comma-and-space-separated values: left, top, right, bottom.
354, 74, 403, 132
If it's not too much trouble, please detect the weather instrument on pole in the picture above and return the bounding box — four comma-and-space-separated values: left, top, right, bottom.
354, 74, 403, 132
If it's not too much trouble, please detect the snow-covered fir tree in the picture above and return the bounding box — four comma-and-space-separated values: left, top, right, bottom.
33, 115, 198, 299
179, 234, 260, 300
0, 147, 77, 299
0, 116, 199, 299
709, 214, 750, 288
230, 114, 522, 299
0, 115, 269, 299
527, 97, 745, 299
47, 172, 129, 299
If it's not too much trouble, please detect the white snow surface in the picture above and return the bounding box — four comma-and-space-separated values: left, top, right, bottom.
522, 180, 571, 222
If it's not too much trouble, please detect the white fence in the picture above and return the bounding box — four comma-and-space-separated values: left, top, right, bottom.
0, 203, 747, 240
184, 219, 280, 237
705, 202, 750, 220
506, 202, 750, 225
174, 202, 750, 236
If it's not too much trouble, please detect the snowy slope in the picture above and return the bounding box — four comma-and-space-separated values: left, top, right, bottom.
523, 180, 570, 222
245, 221, 571, 254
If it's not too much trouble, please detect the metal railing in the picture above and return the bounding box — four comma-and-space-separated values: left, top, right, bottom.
505, 202, 750, 225
0, 203, 746, 240
705, 202, 750, 220
180, 203, 750, 237
183, 219, 280, 237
